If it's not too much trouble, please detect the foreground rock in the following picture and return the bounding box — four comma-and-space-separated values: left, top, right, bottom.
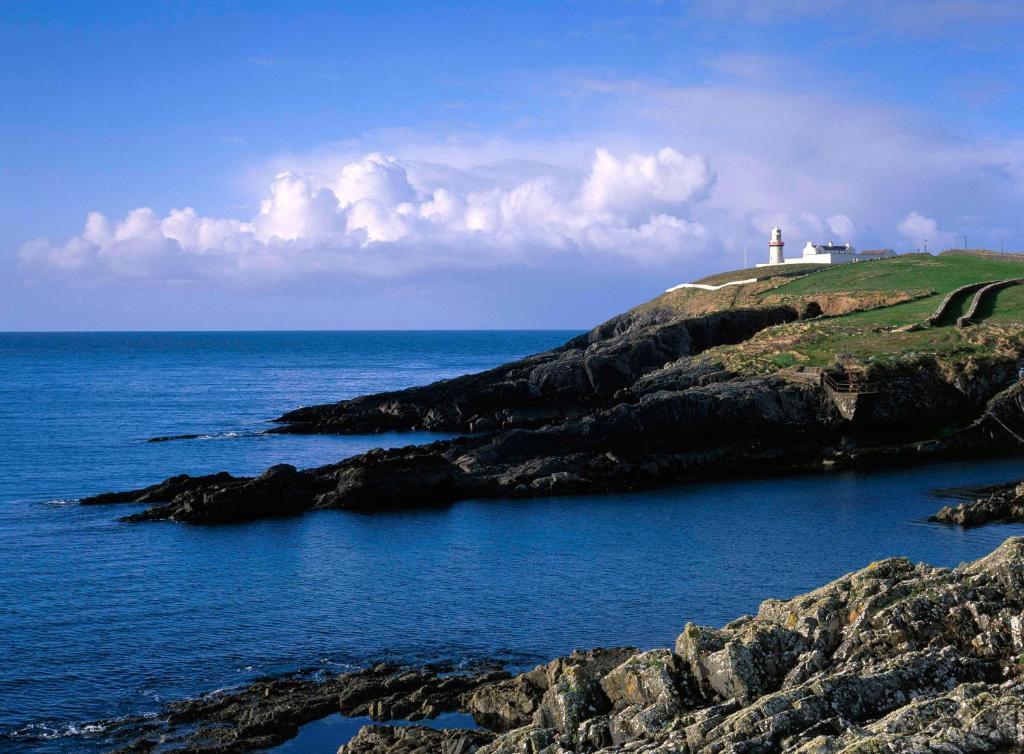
477, 538, 1024, 753
932, 479, 1024, 527
97, 538, 1024, 753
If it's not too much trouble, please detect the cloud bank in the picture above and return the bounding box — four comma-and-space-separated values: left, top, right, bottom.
19, 75, 1024, 291
19, 148, 715, 282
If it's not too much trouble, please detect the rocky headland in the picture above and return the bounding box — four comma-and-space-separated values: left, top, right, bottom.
931, 479, 1024, 527
83, 296, 1024, 523
101, 537, 1024, 753
74, 255, 1024, 524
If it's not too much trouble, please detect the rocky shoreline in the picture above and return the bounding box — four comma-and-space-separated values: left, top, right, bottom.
98, 538, 1024, 753
931, 479, 1024, 527
101, 661, 511, 753
81, 301, 1024, 524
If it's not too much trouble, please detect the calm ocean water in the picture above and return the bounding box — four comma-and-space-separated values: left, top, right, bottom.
2, 331, 1023, 753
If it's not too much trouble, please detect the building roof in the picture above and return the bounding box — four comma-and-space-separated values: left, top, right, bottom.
858, 248, 894, 256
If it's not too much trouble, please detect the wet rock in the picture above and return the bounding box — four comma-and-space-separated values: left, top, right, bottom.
84, 315, 1024, 525
321, 446, 458, 511
120, 464, 317, 523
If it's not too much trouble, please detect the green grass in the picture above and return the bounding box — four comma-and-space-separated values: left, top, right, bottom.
770, 254, 1024, 297
828, 296, 940, 327
771, 352, 797, 368
984, 285, 1024, 323
689, 253, 1024, 376
792, 325, 975, 367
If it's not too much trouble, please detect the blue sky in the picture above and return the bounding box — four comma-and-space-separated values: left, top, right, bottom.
4, 1, 1024, 330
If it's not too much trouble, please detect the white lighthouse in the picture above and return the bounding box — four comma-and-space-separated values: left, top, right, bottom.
768, 226, 784, 265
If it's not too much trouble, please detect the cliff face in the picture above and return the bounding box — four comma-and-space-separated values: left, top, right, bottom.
81, 302, 1024, 523
275, 305, 803, 435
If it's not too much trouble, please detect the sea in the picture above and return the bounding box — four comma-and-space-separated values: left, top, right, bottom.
2, 330, 1023, 753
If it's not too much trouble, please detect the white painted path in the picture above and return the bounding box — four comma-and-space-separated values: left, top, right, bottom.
665, 278, 758, 293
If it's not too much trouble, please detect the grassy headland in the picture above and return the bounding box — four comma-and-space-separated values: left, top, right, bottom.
644, 252, 1024, 376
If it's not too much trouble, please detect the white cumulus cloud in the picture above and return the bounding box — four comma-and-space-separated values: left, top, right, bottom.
19, 147, 716, 282
581, 148, 715, 221
826, 214, 856, 240
897, 211, 957, 250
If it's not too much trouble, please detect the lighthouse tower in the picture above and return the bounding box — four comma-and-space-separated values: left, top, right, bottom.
768, 226, 785, 265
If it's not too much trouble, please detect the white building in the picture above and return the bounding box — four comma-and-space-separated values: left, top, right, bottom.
756, 228, 894, 268
798, 240, 857, 265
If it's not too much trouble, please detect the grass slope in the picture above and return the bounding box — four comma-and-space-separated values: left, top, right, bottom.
983, 285, 1024, 324
696, 254, 1024, 374
773, 253, 1024, 297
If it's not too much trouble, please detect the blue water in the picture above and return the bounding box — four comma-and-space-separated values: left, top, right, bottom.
1, 331, 1023, 753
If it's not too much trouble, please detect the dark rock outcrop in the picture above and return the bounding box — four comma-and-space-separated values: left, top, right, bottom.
103, 662, 509, 753
80, 472, 235, 506
82, 374, 845, 523
116, 464, 327, 524
931, 479, 1024, 527
273, 306, 802, 436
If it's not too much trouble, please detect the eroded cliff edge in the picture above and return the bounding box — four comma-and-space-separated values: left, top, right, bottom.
102, 537, 1024, 753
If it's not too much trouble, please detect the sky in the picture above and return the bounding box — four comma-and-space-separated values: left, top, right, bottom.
4, 0, 1024, 331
